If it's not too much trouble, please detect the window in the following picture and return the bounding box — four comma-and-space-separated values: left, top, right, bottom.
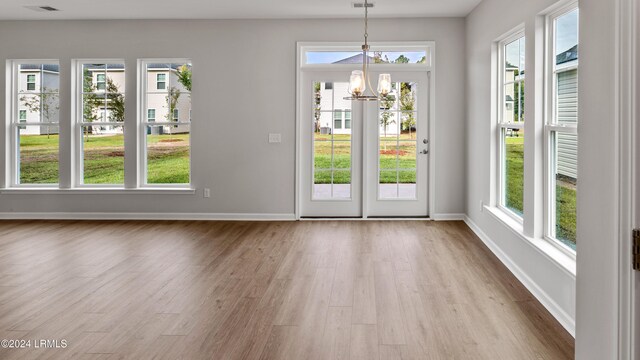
546, 6, 579, 250
157, 73, 166, 90
10, 62, 60, 185
96, 73, 106, 91
345, 110, 351, 129
78, 62, 126, 185
26, 74, 36, 91
334, 110, 343, 129
147, 108, 156, 122
305, 50, 428, 65
142, 61, 191, 185
498, 33, 526, 219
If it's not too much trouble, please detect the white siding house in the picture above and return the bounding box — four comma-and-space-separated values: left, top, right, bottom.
17, 64, 191, 136
18, 64, 60, 135
555, 45, 578, 180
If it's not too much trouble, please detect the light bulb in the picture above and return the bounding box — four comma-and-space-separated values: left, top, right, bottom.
377, 74, 391, 97
349, 70, 365, 96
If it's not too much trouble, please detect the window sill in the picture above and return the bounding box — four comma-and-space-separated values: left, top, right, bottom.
484, 205, 576, 278
0, 188, 196, 195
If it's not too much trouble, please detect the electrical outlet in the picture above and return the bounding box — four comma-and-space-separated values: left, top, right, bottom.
268, 133, 282, 143
204, 188, 211, 198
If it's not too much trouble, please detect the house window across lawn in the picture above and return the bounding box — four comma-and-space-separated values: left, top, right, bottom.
334, 110, 343, 129
142, 60, 192, 185
157, 73, 166, 90
10, 62, 60, 185
497, 32, 525, 219
545, 5, 579, 251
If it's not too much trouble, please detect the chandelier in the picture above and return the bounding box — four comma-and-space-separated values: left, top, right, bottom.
344, 0, 391, 101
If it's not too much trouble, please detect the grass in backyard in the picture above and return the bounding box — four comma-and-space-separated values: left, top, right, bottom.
505, 136, 577, 247
18, 133, 190, 185
313, 132, 417, 184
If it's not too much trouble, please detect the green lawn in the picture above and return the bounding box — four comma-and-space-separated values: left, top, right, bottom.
505, 136, 576, 247
18, 133, 189, 185
314, 133, 417, 184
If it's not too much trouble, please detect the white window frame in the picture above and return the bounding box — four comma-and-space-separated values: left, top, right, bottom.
496, 29, 526, 224
543, 2, 579, 257
7, 60, 60, 188
138, 59, 192, 188
73, 59, 126, 188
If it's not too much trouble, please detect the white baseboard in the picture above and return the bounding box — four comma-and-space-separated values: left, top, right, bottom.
463, 215, 576, 337
0, 212, 297, 221
431, 213, 466, 221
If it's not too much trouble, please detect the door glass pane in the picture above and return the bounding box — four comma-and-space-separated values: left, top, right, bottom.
378, 82, 418, 199
81, 125, 124, 185
552, 132, 577, 249
503, 128, 524, 216
313, 81, 352, 199
18, 125, 59, 184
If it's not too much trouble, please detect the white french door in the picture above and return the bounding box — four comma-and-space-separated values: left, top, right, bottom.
365, 71, 429, 217
299, 70, 430, 218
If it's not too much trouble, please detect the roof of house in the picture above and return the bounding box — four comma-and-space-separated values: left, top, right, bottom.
556, 44, 578, 65
20, 64, 60, 73
332, 53, 386, 65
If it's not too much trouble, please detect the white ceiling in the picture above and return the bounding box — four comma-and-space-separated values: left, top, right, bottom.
0, 0, 482, 20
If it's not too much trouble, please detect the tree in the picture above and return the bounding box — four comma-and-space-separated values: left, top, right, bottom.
314, 82, 321, 133
19, 88, 59, 139
166, 87, 181, 136
106, 79, 125, 122
394, 55, 410, 64
417, 56, 427, 64
176, 64, 192, 92
399, 83, 416, 139
379, 94, 396, 148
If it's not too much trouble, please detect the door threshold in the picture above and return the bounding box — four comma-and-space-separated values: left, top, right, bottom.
299, 217, 431, 221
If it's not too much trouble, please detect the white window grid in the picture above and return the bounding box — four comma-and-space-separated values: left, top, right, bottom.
75, 60, 126, 187
139, 59, 192, 187
8, 60, 60, 187
497, 30, 526, 223
544, 3, 579, 256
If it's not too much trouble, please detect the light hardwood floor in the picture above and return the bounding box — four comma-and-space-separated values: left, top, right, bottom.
0, 220, 574, 359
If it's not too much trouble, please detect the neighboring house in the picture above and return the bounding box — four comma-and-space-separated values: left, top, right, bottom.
143, 64, 191, 135
18, 64, 60, 135
315, 54, 405, 137
555, 45, 578, 181
18, 63, 191, 136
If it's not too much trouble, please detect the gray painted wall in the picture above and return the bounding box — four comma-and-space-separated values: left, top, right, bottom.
465, 0, 576, 336
0, 18, 466, 216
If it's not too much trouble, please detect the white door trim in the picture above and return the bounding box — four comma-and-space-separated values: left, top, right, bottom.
294, 41, 436, 219
616, 0, 638, 358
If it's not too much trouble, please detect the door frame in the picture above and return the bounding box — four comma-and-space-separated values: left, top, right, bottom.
617, 0, 638, 357
295, 41, 436, 219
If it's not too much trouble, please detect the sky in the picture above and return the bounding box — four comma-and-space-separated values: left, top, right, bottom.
555, 8, 579, 55
306, 51, 426, 64
505, 8, 578, 70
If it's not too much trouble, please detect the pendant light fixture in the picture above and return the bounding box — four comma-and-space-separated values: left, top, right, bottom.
345, 0, 391, 101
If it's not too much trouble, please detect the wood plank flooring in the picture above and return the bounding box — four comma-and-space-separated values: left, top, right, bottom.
0, 220, 574, 359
